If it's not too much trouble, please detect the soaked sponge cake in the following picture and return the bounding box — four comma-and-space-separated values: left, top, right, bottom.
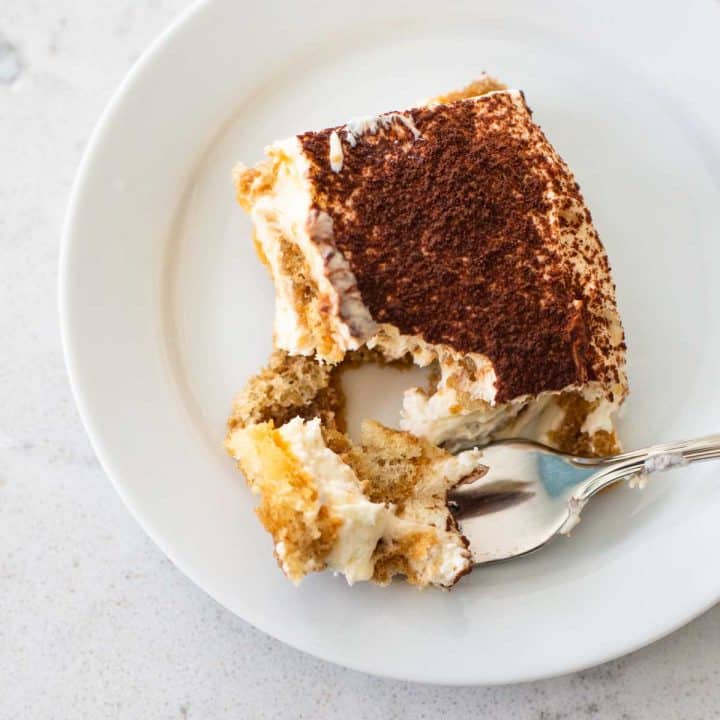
227, 352, 484, 587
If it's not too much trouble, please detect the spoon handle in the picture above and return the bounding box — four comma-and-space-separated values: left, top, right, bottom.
577, 433, 720, 500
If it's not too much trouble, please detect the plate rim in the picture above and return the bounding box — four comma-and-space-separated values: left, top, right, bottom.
59, 0, 720, 685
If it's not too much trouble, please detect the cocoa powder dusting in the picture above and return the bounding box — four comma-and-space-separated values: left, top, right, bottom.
299, 93, 610, 401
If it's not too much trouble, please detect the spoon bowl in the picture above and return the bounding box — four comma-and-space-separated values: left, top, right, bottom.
450, 434, 720, 565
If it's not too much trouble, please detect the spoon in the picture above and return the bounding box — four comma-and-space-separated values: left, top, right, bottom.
449, 434, 720, 565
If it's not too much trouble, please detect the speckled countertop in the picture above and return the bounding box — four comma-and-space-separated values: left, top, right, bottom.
1, 2, 719, 717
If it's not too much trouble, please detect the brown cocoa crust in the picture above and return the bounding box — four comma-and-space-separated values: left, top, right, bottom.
299, 92, 619, 402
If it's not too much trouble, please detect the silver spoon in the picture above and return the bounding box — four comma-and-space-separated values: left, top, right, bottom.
449, 433, 720, 565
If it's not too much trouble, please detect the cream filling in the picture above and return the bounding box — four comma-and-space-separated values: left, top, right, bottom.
415, 381, 623, 453
368, 324, 498, 399
253, 216, 317, 356
368, 323, 512, 444
328, 130, 343, 172
404, 383, 620, 449
343, 112, 421, 147
402, 387, 528, 447
249, 139, 375, 359
367, 324, 621, 448
580, 397, 616, 435
277, 417, 385, 584
276, 417, 478, 587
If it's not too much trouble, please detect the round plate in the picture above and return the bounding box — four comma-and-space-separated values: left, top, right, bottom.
60, 0, 720, 684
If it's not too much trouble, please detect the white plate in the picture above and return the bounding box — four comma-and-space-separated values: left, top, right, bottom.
60, 0, 720, 684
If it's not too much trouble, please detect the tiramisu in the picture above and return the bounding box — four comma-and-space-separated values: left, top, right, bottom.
226, 351, 483, 587
227, 77, 628, 588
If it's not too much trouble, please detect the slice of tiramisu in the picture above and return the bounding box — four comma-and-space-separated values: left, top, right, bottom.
228, 77, 629, 588
234, 77, 627, 457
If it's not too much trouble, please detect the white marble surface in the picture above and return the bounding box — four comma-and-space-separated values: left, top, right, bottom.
1, 1, 719, 717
